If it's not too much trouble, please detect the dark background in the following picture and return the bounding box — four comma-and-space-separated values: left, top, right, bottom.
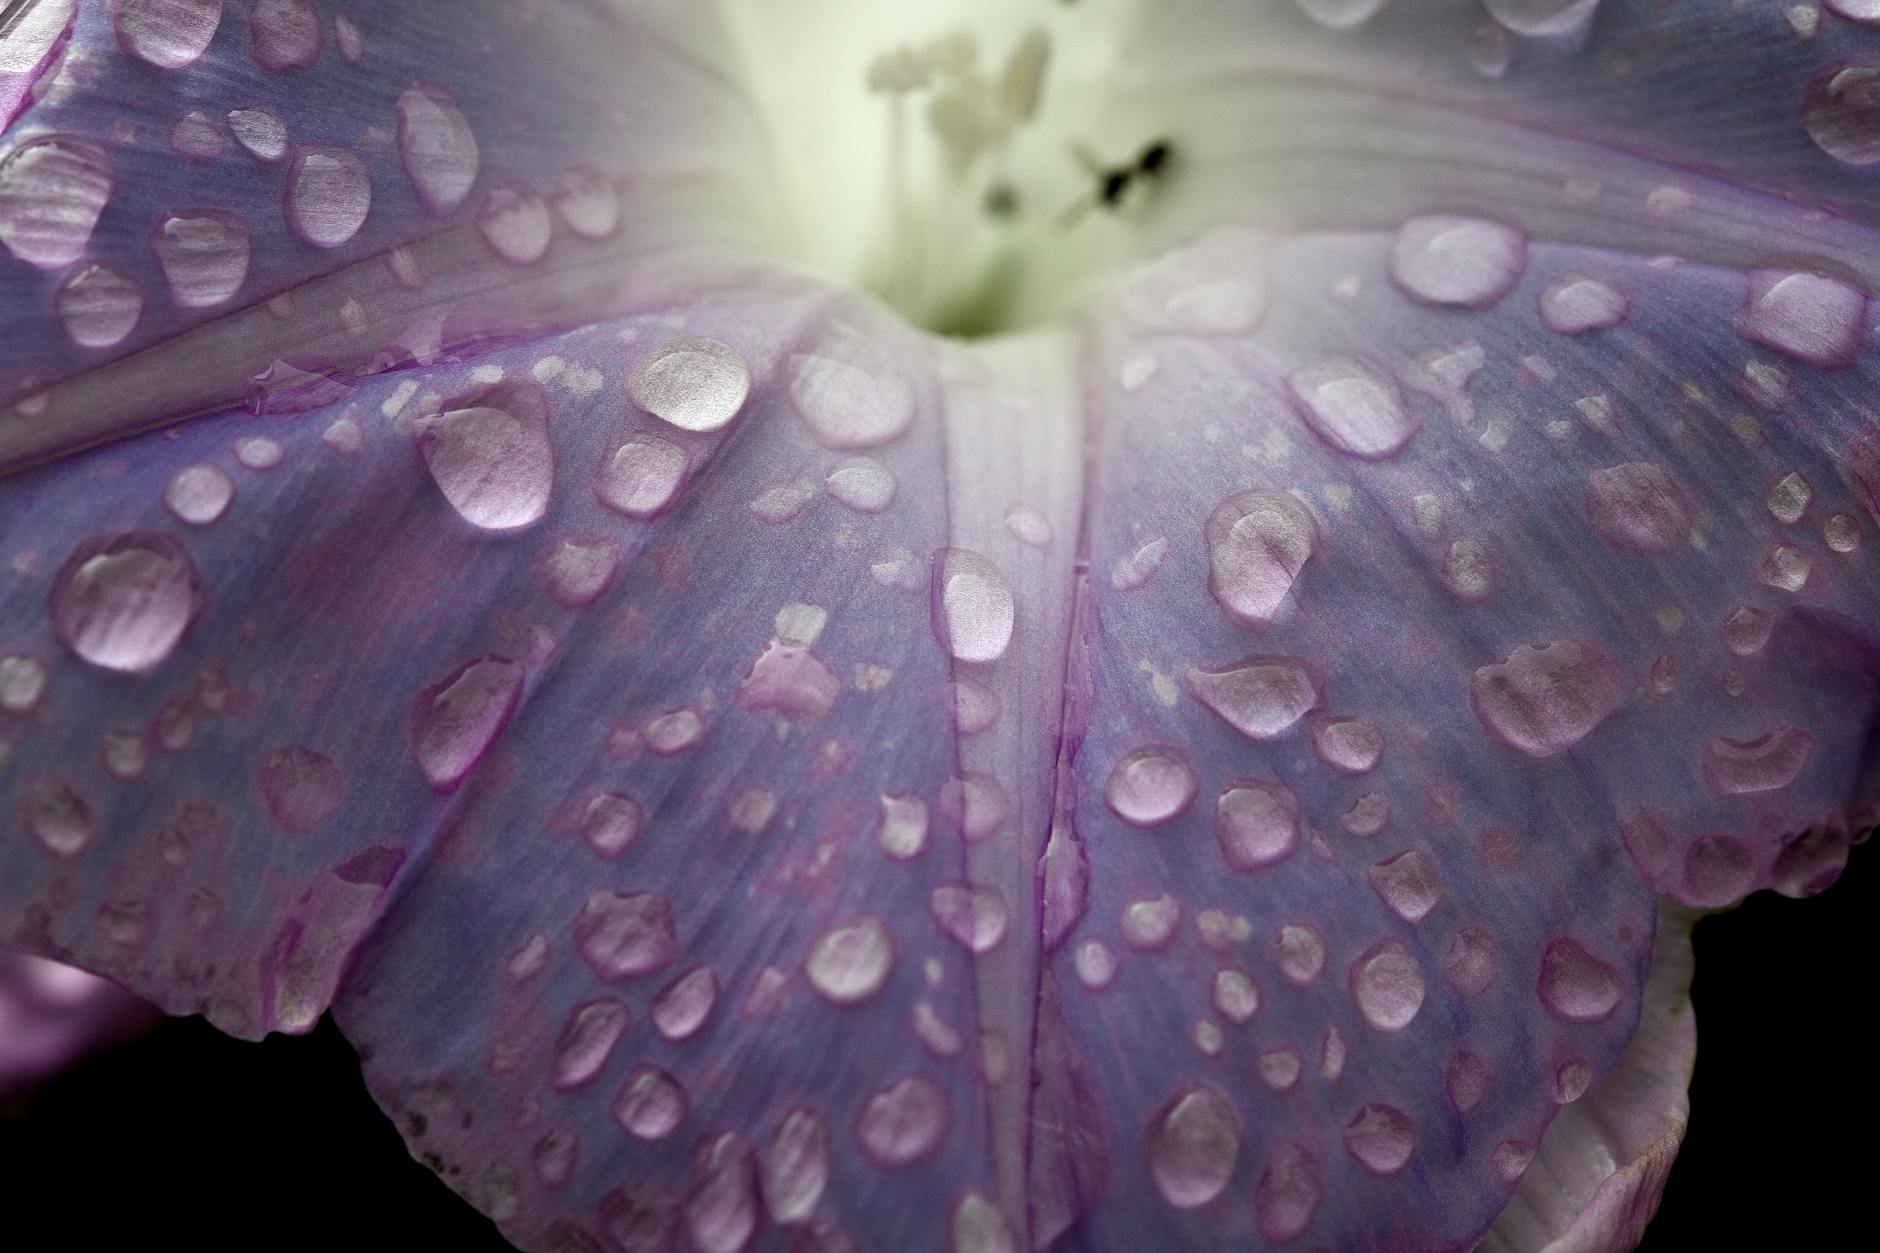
1, 849, 1870, 1250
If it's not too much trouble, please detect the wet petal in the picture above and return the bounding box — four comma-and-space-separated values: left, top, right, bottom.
0, 948, 156, 1100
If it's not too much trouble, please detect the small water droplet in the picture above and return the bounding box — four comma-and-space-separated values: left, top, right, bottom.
948, 680, 1001, 733
1188, 655, 1317, 739
57, 264, 144, 347
613, 1064, 688, 1140
476, 185, 552, 263
626, 336, 750, 433
1004, 505, 1052, 548
932, 548, 1015, 663
1120, 893, 1181, 949
1484, 0, 1602, 37
550, 999, 629, 1090
410, 655, 524, 791
1293, 0, 1387, 28
1470, 640, 1624, 758
760, 1108, 829, 1225
825, 456, 896, 512
1271, 923, 1325, 985
227, 106, 288, 161
1764, 471, 1813, 525
952, 1192, 1018, 1253
1389, 214, 1526, 308
257, 744, 343, 833
115, 0, 224, 70
1207, 492, 1315, 625
552, 168, 619, 238
651, 965, 717, 1041
929, 882, 1008, 953
1258, 1045, 1301, 1091
806, 918, 893, 1004
1287, 356, 1419, 459
877, 793, 929, 861
0, 655, 46, 714
597, 436, 686, 518
574, 889, 678, 981
1308, 715, 1382, 774
542, 537, 619, 608
1341, 1105, 1414, 1175
1215, 780, 1299, 871
27, 780, 94, 857
1351, 939, 1425, 1031
51, 534, 201, 673
580, 791, 644, 858
420, 384, 554, 531
248, 0, 320, 70
1110, 535, 1168, 591
1212, 968, 1260, 1024
790, 344, 915, 449
396, 86, 480, 215
1367, 849, 1442, 922
1104, 747, 1195, 827
0, 136, 112, 268
162, 464, 233, 526
645, 706, 704, 754
1146, 1085, 1239, 1209
854, 1076, 950, 1168
1537, 937, 1622, 1023
286, 147, 371, 248
1539, 274, 1628, 333
1075, 939, 1117, 988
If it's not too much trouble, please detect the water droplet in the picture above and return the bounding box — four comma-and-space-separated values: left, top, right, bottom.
1539, 274, 1627, 333
1215, 780, 1299, 871
1110, 535, 1168, 591
929, 882, 1008, 953
1824, 513, 1861, 554
1720, 606, 1774, 656
51, 535, 201, 673
1805, 64, 1880, 166
0, 655, 46, 714
1583, 461, 1693, 555
932, 548, 1015, 663
685, 1133, 759, 1253
806, 918, 892, 1004
114, 0, 223, 70
549, 999, 629, 1090
751, 478, 816, 523
1120, 893, 1181, 949
286, 147, 370, 248
1470, 640, 1624, 758
1075, 939, 1117, 988
1341, 1105, 1414, 1175
1734, 270, 1867, 368
1351, 939, 1425, 1031
161, 463, 232, 526
27, 780, 94, 856
1701, 727, 1813, 795
737, 642, 841, 722
1104, 748, 1196, 827
257, 744, 343, 833
948, 680, 1001, 734
877, 793, 929, 860
542, 537, 618, 608
396, 86, 479, 215
56, 264, 144, 348
1389, 214, 1526, 308
854, 1076, 950, 1167
170, 110, 225, 159
1207, 491, 1315, 625
1484, 0, 1603, 37
1308, 715, 1382, 774
1765, 472, 1813, 525
1368, 849, 1442, 922
580, 791, 644, 858
648, 965, 716, 1043
574, 889, 678, 981
1147, 1085, 1239, 1209
626, 336, 750, 433
1756, 544, 1811, 593
1212, 968, 1260, 1024
1271, 923, 1325, 985
0, 136, 113, 267
1287, 355, 1419, 459
249, 0, 320, 70
1293, 0, 1387, 28
1258, 1046, 1303, 1091
477, 185, 552, 264
613, 1064, 688, 1140
1004, 505, 1052, 547
1441, 927, 1497, 998
420, 384, 554, 531
410, 655, 523, 791
825, 457, 896, 512
1537, 937, 1622, 1023
552, 168, 620, 238
952, 1192, 1017, 1253
790, 345, 915, 449
645, 707, 704, 754
760, 1108, 829, 1225
227, 106, 287, 161
1188, 656, 1316, 739
597, 436, 686, 518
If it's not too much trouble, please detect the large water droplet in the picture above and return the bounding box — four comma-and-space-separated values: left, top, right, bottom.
57, 264, 144, 348
1146, 1085, 1239, 1209
257, 744, 344, 833
1351, 939, 1426, 1031
153, 211, 251, 308
1104, 748, 1195, 827
1188, 655, 1317, 739
114, 0, 223, 70
1288, 355, 1419, 459
550, 999, 630, 1090
409, 654, 525, 791
1537, 937, 1622, 1023
626, 336, 751, 433
932, 548, 1015, 663
51, 535, 201, 673
396, 86, 480, 215
1389, 214, 1526, 308
760, 1108, 829, 1225
574, 889, 678, 981
1470, 640, 1624, 758
1700, 727, 1813, 795
1734, 270, 1867, 369
1254, 1143, 1324, 1241
790, 345, 915, 449
419, 384, 554, 531
1215, 780, 1299, 871
0, 136, 113, 267
286, 147, 371, 248
854, 1076, 950, 1168
1805, 64, 1880, 166
613, 1064, 689, 1140
1206, 491, 1315, 626
805, 918, 893, 1004
597, 436, 687, 518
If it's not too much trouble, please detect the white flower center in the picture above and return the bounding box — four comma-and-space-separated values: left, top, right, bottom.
717, 0, 1180, 336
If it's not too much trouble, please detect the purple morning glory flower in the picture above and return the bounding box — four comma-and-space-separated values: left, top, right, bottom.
1, 1, 1874, 1249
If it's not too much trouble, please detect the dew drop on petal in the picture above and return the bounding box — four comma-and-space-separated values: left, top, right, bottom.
948, 679, 1001, 734
626, 336, 751, 433
1539, 275, 1627, 333
1120, 894, 1181, 950
760, 1108, 829, 1225
685, 1133, 759, 1253
597, 437, 686, 518
1287, 356, 1419, 459
1804, 64, 1880, 166
153, 211, 250, 308
789, 349, 915, 449
805, 918, 892, 1005
1351, 939, 1426, 1031
1389, 214, 1526, 308
853, 1076, 949, 1168
227, 107, 287, 161
170, 110, 225, 159
26, 780, 94, 857
396, 86, 480, 215
161, 462, 233, 523
1470, 640, 1624, 758
1258, 1046, 1302, 1091
419, 386, 554, 531
651, 965, 717, 1041
1188, 656, 1316, 739
644, 707, 704, 754
1700, 727, 1814, 795
1368, 849, 1443, 923
1206, 491, 1316, 626
824, 456, 896, 513
57, 264, 144, 348
0, 655, 47, 714
613, 1064, 689, 1140
1272, 923, 1325, 985
552, 168, 620, 238
1004, 506, 1052, 547
580, 791, 644, 858
1442, 927, 1498, 998
409, 655, 525, 791
1827, 0, 1880, 21
929, 883, 1008, 953
574, 889, 678, 981
1215, 780, 1299, 871
1253, 1142, 1324, 1240
932, 548, 1015, 663
549, 999, 629, 1090
1537, 938, 1622, 1023
1146, 1085, 1239, 1210
51, 535, 201, 673
1734, 270, 1867, 369
877, 793, 929, 860
1309, 715, 1382, 774
114, 0, 223, 70
1110, 535, 1168, 591
1212, 968, 1260, 1024
1484, 0, 1603, 37
248, 0, 320, 70
286, 147, 371, 248
0, 136, 113, 268
542, 537, 619, 608
1104, 748, 1196, 827
1341, 1105, 1414, 1175
1293, 0, 1387, 28
476, 185, 552, 264
1075, 939, 1117, 989
257, 744, 343, 833
1720, 606, 1773, 657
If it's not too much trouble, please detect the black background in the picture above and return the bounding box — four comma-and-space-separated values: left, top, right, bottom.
1, 849, 1869, 1250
